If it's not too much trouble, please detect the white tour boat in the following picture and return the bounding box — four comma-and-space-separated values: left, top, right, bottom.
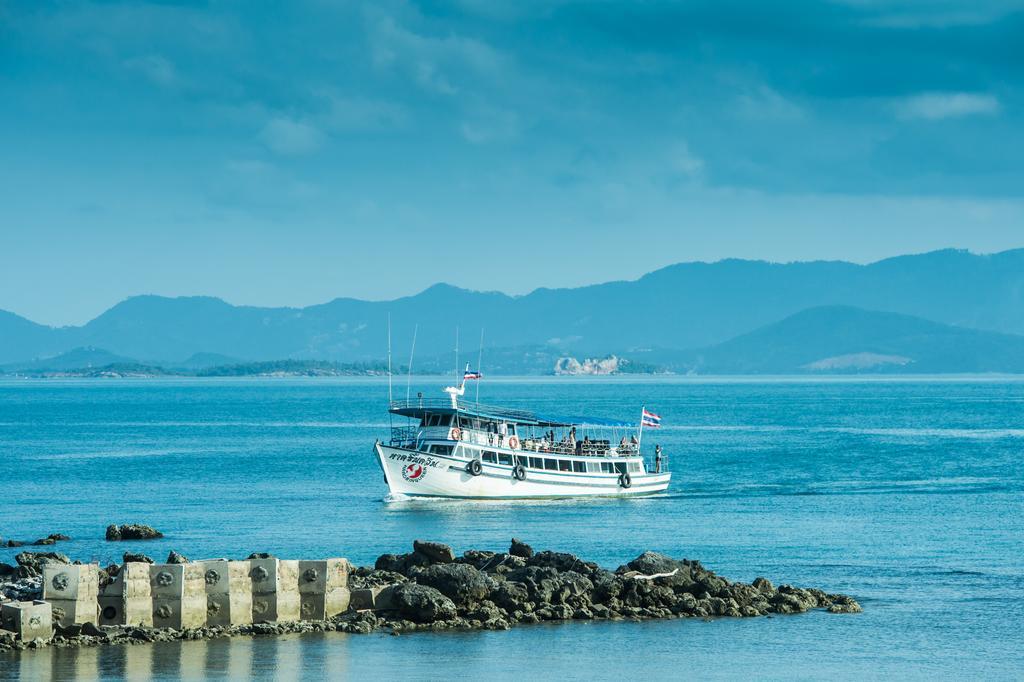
374, 372, 671, 499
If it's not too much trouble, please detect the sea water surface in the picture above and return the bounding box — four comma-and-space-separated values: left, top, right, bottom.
1, 376, 1023, 680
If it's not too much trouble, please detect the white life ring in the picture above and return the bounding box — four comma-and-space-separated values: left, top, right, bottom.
450, 427, 462, 441
508, 436, 520, 450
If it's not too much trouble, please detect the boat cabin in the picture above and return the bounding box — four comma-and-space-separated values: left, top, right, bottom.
387, 398, 652, 476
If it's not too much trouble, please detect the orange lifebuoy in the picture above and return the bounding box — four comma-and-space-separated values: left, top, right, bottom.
451, 427, 462, 441
508, 436, 519, 449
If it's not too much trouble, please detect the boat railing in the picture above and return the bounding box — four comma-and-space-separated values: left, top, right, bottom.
389, 398, 544, 424
646, 452, 669, 474
389, 425, 418, 446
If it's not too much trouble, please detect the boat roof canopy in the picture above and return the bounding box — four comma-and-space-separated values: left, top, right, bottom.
388, 400, 637, 429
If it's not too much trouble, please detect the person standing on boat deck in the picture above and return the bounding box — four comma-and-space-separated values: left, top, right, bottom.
619, 436, 628, 452
655, 445, 663, 473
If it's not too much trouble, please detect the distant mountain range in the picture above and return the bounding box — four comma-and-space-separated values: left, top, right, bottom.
3, 248, 1024, 374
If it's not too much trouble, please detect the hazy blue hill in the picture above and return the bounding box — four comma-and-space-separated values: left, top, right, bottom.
675, 306, 1024, 374
3, 346, 137, 371
2, 249, 1024, 367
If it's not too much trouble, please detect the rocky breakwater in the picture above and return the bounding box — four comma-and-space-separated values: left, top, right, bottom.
0, 540, 860, 653
343, 539, 861, 634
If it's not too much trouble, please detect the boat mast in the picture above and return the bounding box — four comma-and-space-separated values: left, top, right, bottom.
476, 328, 484, 403
406, 323, 418, 402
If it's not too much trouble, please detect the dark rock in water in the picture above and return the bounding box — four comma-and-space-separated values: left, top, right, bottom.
391, 583, 458, 623
414, 563, 493, 606
375, 552, 430, 574
166, 551, 189, 564
80, 622, 105, 638
412, 540, 456, 564
349, 567, 407, 589
509, 538, 534, 559
752, 577, 775, 594
32, 538, 56, 546
122, 552, 154, 565
619, 552, 696, 588
5, 540, 25, 548
826, 595, 863, 614
247, 552, 275, 559
106, 524, 163, 541
0, 563, 15, 578
528, 551, 600, 577
14, 551, 71, 577
48, 533, 72, 542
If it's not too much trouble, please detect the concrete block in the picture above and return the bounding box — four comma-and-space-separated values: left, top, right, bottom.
300, 587, 351, 621
200, 560, 252, 627
98, 563, 153, 627
152, 596, 206, 630
297, 559, 351, 620
297, 558, 350, 594
149, 563, 206, 630
150, 563, 205, 599
47, 598, 98, 627
250, 559, 300, 623
0, 601, 52, 641
350, 585, 396, 611
42, 564, 99, 601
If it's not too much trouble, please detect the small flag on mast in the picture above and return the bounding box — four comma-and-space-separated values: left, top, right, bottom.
464, 369, 483, 380
641, 408, 661, 428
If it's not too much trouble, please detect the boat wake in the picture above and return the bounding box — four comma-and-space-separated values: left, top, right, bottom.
383, 492, 411, 503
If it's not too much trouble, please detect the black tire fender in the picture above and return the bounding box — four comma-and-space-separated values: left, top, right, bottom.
513, 464, 527, 481
619, 472, 632, 488
467, 459, 483, 476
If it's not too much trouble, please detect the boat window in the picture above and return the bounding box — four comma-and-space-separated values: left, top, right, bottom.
558, 459, 572, 472
629, 462, 641, 473
507, 424, 516, 436
498, 453, 513, 466
459, 416, 471, 428
587, 462, 602, 473
601, 462, 614, 473
482, 451, 497, 463
544, 458, 557, 470
572, 461, 586, 473
436, 414, 452, 427
515, 455, 528, 467
429, 445, 454, 457
419, 442, 430, 452
615, 462, 628, 475
529, 457, 544, 469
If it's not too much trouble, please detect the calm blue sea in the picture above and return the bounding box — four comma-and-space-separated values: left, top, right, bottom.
2, 377, 1023, 680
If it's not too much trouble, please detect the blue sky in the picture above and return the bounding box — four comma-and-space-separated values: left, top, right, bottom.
2, 0, 1023, 326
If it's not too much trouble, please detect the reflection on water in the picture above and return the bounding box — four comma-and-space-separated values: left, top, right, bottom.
4, 633, 358, 681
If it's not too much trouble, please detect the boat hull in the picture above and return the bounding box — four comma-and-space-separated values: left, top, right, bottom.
375, 442, 671, 499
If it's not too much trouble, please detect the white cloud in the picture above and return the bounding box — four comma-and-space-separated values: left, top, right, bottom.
669, 142, 705, 179
260, 117, 324, 155
460, 108, 520, 144
123, 54, 180, 88
734, 85, 804, 121
894, 92, 1001, 120
368, 15, 504, 96
317, 93, 410, 132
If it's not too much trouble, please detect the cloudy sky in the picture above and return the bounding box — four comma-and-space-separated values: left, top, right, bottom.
2, 0, 1022, 325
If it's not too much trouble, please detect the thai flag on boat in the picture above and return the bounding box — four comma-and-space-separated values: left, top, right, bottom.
641, 409, 661, 428
464, 369, 483, 380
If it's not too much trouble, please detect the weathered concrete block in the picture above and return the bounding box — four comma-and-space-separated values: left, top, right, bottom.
0, 601, 52, 641
151, 596, 206, 630
42, 564, 99, 601
297, 559, 351, 620
250, 559, 300, 623
98, 563, 153, 627
150, 563, 205, 598
350, 585, 396, 611
149, 563, 205, 630
46, 599, 97, 627
200, 560, 252, 627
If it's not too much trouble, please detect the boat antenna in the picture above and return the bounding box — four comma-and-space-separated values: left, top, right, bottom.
406, 323, 418, 403
387, 313, 393, 403
476, 328, 484, 402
